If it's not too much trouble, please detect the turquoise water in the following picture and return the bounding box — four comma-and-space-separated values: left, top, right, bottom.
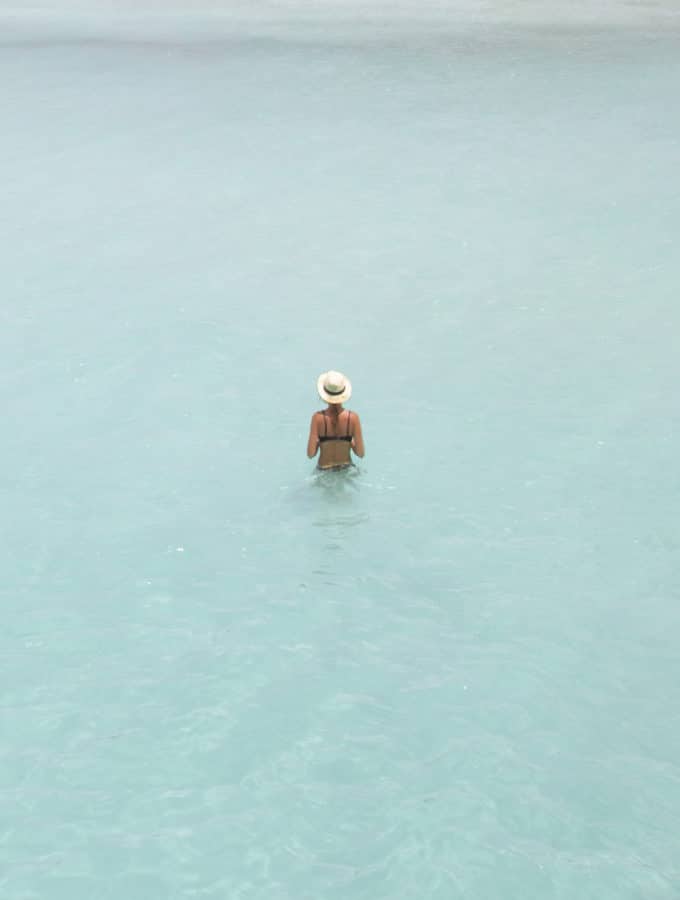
2, 8, 680, 898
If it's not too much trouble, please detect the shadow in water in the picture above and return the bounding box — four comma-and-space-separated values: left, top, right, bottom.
309, 464, 362, 492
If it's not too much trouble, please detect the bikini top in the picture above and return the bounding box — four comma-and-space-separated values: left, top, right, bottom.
318, 411, 352, 443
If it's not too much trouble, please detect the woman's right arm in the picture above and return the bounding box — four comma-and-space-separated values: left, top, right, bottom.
351, 413, 365, 458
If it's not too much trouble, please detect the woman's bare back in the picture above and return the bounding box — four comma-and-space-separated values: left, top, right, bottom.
307, 406, 364, 469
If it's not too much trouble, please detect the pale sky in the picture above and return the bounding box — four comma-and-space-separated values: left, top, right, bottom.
1, 0, 679, 28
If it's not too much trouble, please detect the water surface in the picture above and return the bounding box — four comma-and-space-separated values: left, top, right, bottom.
2, 6, 680, 899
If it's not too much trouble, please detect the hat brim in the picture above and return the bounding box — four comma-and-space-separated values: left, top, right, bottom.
317, 375, 352, 405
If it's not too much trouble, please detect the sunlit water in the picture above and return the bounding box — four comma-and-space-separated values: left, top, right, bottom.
2, 5, 680, 898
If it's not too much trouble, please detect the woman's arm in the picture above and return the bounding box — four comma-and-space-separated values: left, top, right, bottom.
350, 413, 365, 458
307, 413, 320, 458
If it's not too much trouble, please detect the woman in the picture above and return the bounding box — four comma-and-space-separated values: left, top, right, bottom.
307, 371, 365, 470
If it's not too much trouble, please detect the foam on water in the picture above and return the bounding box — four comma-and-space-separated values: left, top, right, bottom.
2, 4, 679, 899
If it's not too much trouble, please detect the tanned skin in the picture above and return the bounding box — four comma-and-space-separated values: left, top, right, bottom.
307, 403, 365, 469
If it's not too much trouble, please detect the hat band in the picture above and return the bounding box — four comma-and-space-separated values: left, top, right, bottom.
324, 384, 345, 395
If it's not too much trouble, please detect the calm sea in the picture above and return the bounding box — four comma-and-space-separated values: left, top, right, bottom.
2, 5, 679, 898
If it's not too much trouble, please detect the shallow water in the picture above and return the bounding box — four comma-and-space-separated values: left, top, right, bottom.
2, 6, 680, 899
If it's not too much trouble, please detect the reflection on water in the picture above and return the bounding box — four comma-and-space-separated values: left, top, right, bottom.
283, 464, 363, 515
309, 468, 368, 534
282, 466, 370, 580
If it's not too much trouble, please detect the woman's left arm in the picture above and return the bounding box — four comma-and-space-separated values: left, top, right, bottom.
307, 413, 320, 458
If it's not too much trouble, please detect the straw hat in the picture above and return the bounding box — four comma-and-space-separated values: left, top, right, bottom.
317, 370, 352, 404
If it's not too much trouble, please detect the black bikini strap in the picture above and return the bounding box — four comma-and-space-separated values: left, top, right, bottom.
346, 410, 351, 436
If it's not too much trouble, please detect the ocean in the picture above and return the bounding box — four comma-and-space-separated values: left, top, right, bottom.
2, 3, 680, 897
